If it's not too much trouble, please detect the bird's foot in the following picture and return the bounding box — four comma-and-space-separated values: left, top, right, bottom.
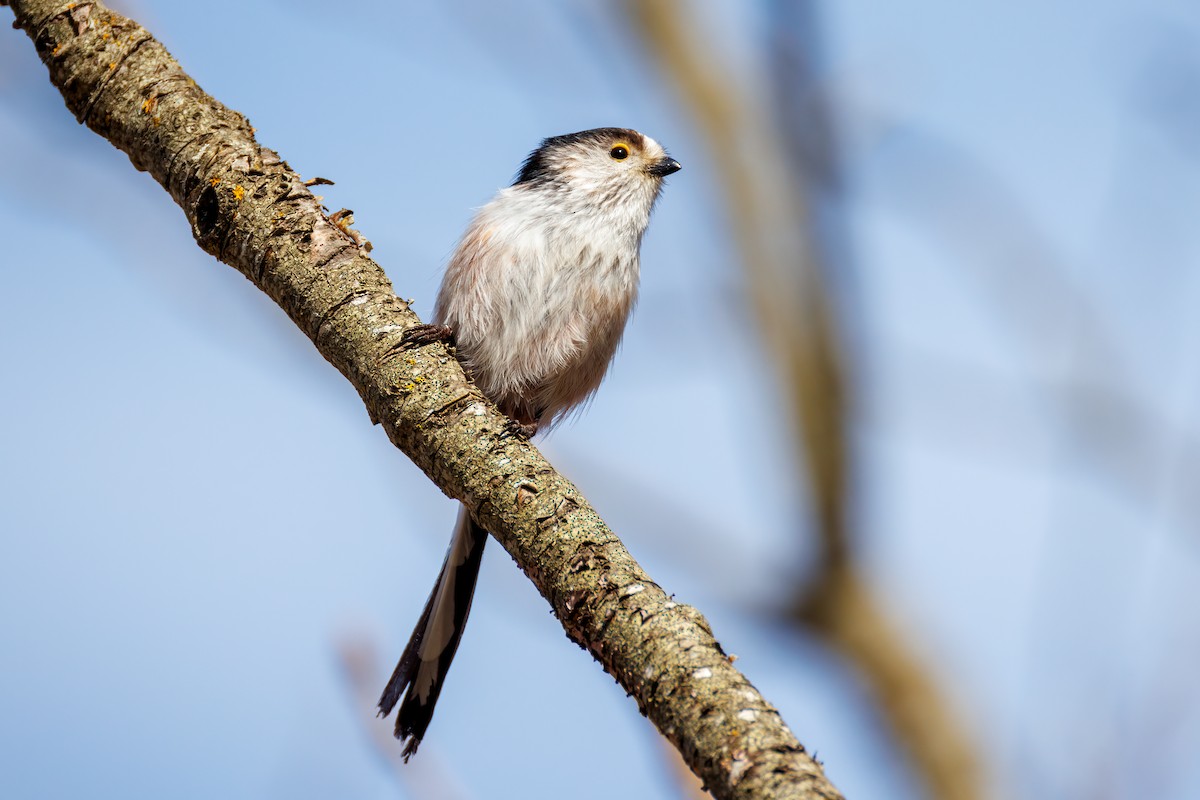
402, 323, 454, 348
502, 418, 538, 440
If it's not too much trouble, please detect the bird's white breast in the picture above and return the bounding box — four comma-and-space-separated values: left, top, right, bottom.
434, 183, 649, 427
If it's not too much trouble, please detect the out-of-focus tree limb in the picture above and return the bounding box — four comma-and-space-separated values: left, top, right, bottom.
624, 0, 849, 567
5, 1, 843, 797
625, 2, 986, 799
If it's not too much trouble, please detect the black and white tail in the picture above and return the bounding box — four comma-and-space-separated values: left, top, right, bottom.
378, 507, 488, 760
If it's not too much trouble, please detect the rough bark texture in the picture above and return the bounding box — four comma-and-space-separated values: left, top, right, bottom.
6, 2, 844, 798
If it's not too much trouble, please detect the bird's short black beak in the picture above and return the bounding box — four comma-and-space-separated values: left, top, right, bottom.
648, 156, 682, 177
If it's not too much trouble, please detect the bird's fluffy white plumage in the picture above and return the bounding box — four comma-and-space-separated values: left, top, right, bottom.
379, 128, 679, 758
434, 130, 672, 428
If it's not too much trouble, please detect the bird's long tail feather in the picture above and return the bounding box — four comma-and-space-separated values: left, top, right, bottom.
378, 506, 487, 760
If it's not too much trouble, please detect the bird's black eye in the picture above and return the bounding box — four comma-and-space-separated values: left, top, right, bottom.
610, 144, 630, 160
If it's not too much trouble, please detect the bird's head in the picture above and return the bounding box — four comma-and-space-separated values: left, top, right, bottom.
513, 127, 681, 213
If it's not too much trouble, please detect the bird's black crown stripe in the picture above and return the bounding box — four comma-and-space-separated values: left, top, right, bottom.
513, 128, 646, 186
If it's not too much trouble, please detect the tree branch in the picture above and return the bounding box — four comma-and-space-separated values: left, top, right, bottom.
6, 1, 843, 797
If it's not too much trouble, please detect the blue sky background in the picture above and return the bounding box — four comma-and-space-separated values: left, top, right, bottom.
3, 1, 1200, 798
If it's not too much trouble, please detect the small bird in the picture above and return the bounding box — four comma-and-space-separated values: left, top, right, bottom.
377, 128, 681, 758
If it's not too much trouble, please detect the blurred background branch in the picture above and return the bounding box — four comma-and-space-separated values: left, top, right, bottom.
624, 2, 984, 799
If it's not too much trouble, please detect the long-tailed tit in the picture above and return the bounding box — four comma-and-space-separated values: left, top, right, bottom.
377, 128, 681, 759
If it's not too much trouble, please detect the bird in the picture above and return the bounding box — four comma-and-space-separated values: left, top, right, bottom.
377, 127, 681, 759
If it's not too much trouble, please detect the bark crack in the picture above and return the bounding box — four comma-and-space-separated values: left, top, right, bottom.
79, 31, 151, 124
